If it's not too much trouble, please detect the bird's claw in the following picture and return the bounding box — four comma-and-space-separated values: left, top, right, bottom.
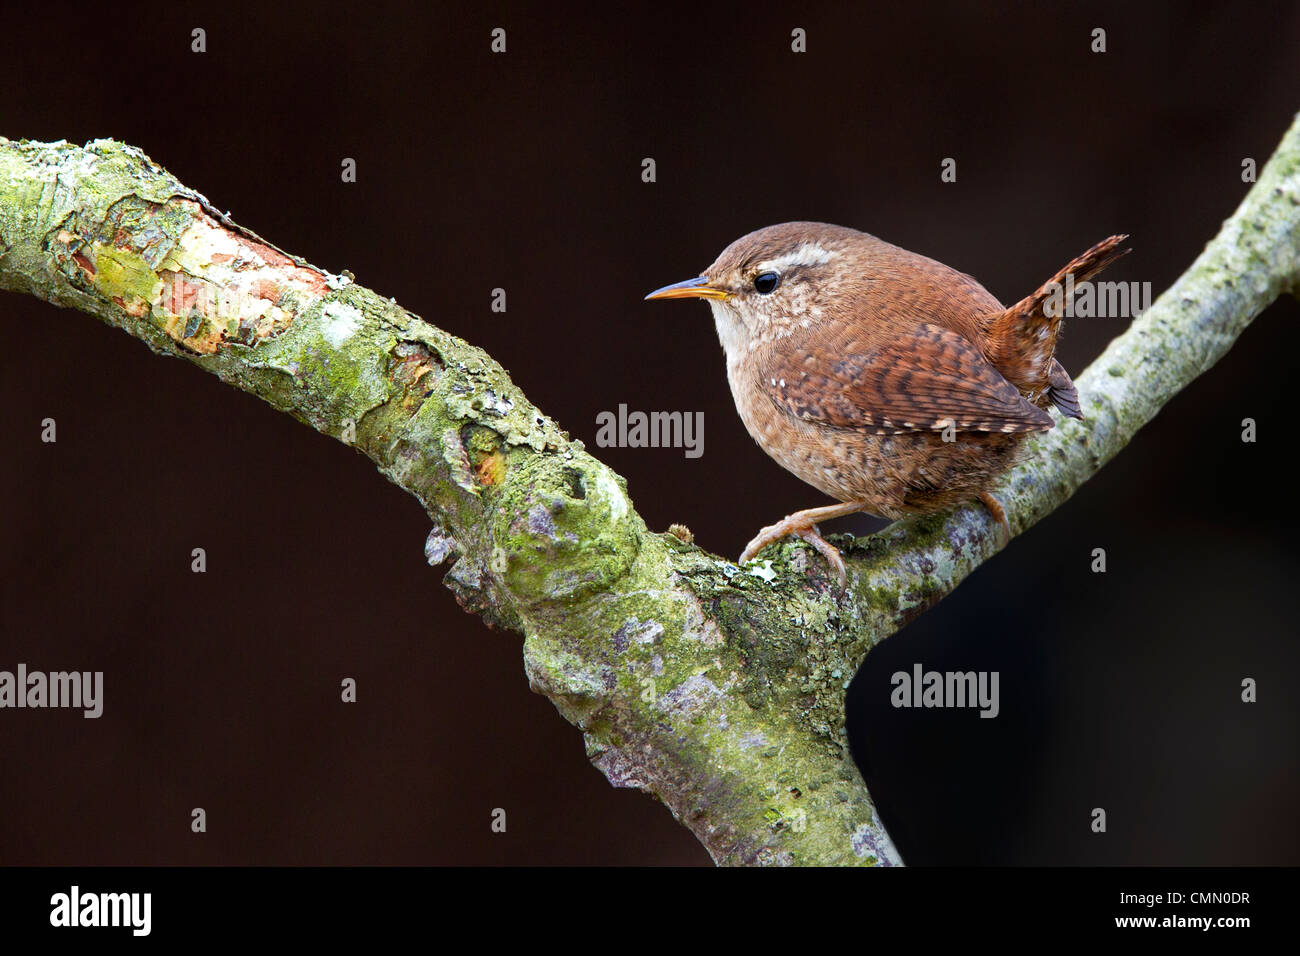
740, 518, 848, 586
978, 491, 1012, 546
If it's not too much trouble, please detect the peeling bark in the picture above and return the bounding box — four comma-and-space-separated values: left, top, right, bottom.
1, 117, 1297, 865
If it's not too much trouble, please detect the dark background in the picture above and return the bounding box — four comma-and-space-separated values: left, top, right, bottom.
2, 1, 1297, 865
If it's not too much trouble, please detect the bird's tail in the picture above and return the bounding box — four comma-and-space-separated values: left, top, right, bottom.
986, 234, 1130, 419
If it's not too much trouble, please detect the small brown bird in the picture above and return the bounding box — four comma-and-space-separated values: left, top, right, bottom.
646, 222, 1128, 584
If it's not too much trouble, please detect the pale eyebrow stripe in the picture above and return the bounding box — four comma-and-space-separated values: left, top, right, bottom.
757, 243, 837, 273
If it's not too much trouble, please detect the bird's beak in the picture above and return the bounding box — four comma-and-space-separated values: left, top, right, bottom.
644, 276, 731, 301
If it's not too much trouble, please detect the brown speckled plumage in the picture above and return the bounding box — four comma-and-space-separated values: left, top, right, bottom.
647, 221, 1129, 579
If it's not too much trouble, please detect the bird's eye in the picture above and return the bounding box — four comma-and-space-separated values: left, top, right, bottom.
753, 271, 780, 294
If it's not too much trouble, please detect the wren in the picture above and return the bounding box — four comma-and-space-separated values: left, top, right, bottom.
646, 222, 1129, 584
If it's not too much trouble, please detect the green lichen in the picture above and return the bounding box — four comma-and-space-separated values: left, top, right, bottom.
241, 287, 396, 430
490, 451, 641, 605
88, 241, 162, 309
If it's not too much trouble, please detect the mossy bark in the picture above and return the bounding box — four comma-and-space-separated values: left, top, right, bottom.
1, 116, 1297, 865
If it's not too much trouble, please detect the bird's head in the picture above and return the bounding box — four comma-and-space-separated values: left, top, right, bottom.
645, 221, 862, 356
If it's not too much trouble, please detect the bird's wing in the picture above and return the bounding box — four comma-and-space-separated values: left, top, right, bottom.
759, 322, 1053, 434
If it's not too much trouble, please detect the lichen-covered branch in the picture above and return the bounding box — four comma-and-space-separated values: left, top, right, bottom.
1, 117, 1296, 866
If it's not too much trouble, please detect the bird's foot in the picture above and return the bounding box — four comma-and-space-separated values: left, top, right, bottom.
740, 502, 865, 586
793, 526, 847, 585
978, 491, 1011, 545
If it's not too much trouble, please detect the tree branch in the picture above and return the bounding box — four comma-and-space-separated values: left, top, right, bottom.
2, 116, 1296, 865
